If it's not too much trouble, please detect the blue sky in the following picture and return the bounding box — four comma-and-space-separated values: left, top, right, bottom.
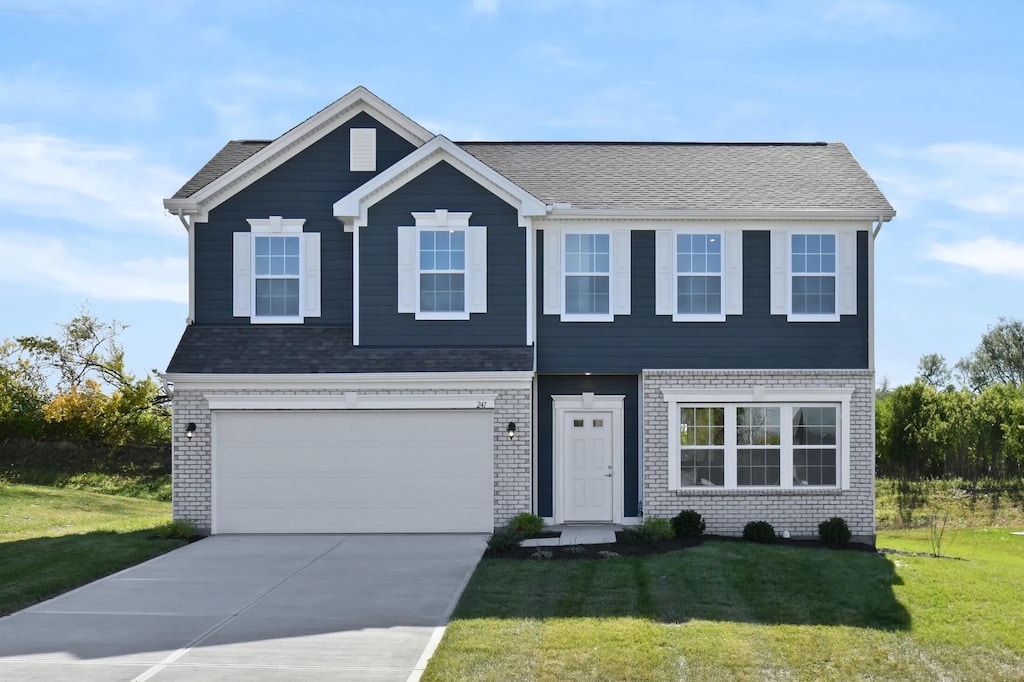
1, 0, 1021, 385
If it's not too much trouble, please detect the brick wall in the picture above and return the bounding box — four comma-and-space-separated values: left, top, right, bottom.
171, 386, 532, 532
641, 369, 876, 542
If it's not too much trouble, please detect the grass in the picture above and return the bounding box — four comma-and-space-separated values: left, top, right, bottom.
0, 469, 171, 501
0, 483, 184, 615
876, 476, 1024, 530
424, 529, 1024, 681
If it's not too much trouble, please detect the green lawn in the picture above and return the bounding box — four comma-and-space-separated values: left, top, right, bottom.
0, 483, 184, 616
424, 529, 1024, 681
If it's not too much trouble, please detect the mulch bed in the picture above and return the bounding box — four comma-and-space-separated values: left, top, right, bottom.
484, 532, 878, 561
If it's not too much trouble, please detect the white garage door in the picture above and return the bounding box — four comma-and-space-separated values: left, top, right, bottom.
212, 409, 493, 534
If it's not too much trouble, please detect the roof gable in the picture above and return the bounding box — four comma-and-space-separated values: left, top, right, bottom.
333, 136, 547, 230
164, 86, 433, 222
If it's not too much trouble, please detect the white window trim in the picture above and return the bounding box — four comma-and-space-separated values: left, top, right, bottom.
787, 230, 840, 323
662, 387, 852, 491
400, 210, 486, 321
561, 229, 614, 322
246, 217, 307, 325
415, 225, 471, 321
673, 228, 726, 323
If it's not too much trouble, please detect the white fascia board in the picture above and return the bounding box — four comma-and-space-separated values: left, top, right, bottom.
164, 371, 535, 391
661, 387, 855, 403
205, 393, 497, 411
334, 136, 547, 231
537, 216, 877, 233
162, 86, 433, 220
540, 208, 896, 224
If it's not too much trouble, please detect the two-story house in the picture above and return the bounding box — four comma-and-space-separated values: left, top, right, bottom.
163, 86, 894, 543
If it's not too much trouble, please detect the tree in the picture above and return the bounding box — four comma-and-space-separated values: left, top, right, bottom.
0, 341, 48, 438
956, 318, 1024, 391
917, 353, 953, 389
14, 309, 170, 446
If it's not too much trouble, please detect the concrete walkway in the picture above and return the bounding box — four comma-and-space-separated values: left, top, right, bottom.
0, 534, 486, 681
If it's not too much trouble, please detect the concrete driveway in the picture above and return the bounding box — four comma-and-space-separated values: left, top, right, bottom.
0, 534, 486, 681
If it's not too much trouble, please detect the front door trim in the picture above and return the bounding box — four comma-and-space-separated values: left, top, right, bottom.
552, 392, 625, 524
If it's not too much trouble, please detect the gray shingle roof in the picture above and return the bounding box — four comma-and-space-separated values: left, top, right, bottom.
171, 138, 892, 213
166, 326, 534, 374
458, 142, 893, 212
173, 141, 270, 199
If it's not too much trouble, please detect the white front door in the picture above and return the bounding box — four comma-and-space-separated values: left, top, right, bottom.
562, 410, 614, 522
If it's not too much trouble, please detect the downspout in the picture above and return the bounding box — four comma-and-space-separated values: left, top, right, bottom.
177, 210, 196, 325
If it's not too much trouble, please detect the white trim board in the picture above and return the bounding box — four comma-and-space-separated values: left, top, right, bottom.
164, 371, 535, 391
204, 393, 497, 411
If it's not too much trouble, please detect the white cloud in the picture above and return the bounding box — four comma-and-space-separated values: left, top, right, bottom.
877, 142, 1024, 220
926, 237, 1024, 279
0, 231, 187, 303
0, 126, 185, 234
470, 0, 499, 15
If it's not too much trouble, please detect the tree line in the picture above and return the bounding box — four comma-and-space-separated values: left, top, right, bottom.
876, 318, 1024, 482
0, 311, 169, 447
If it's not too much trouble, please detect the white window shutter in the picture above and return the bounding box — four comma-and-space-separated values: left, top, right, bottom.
838, 231, 858, 315
543, 229, 561, 315
769, 230, 788, 315
397, 226, 416, 313
724, 229, 743, 316
654, 229, 673, 315
302, 232, 321, 318
467, 226, 487, 313
612, 228, 631, 315
232, 232, 251, 317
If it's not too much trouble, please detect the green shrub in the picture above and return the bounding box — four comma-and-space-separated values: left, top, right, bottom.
742, 520, 776, 543
487, 528, 524, 552
671, 509, 706, 537
157, 519, 197, 540
818, 516, 852, 544
508, 512, 545, 537
622, 516, 675, 545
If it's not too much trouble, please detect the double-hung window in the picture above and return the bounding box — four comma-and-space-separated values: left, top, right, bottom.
564, 233, 611, 319
419, 229, 466, 315
665, 389, 850, 490
676, 232, 724, 320
232, 217, 320, 323
791, 233, 837, 317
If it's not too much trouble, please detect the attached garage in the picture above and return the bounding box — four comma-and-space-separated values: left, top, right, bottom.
211, 408, 494, 534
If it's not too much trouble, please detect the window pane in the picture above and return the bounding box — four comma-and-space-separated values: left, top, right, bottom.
565, 275, 610, 314
254, 277, 300, 318
680, 407, 725, 446
793, 406, 837, 445
736, 448, 781, 486
419, 230, 465, 278
793, 448, 837, 486
255, 237, 270, 256
678, 275, 721, 315
680, 448, 724, 487
792, 275, 836, 314
420, 273, 466, 312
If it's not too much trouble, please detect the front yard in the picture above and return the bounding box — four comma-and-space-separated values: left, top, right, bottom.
0, 484, 184, 616
424, 527, 1024, 681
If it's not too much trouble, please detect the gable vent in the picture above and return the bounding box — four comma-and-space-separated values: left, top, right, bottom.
350, 128, 377, 172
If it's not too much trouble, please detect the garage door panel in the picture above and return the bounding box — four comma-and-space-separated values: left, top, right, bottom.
213, 409, 494, 533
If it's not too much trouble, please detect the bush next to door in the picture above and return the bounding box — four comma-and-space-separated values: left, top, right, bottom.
507, 512, 544, 537
621, 516, 675, 545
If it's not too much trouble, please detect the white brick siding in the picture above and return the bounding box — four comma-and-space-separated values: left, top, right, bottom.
171, 386, 532, 533
642, 369, 875, 542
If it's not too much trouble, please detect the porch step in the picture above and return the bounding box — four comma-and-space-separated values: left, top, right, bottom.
521, 524, 618, 547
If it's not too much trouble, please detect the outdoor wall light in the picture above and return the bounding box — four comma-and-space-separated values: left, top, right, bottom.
185, 422, 197, 440
507, 422, 517, 441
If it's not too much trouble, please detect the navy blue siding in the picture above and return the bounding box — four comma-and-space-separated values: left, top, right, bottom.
193, 112, 417, 325
537, 230, 869, 372
537, 375, 640, 519
359, 161, 528, 347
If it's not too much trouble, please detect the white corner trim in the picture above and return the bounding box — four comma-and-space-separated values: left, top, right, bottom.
204, 393, 497, 411
334, 136, 547, 231
163, 86, 432, 221
165, 371, 535, 391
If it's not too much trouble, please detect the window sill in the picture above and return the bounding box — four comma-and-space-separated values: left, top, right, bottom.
559, 313, 614, 322
672, 313, 727, 323
673, 487, 843, 496
787, 313, 841, 323
250, 316, 304, 324
414, 311, 471, 321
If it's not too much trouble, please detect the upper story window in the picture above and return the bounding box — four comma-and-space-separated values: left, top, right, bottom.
419, 229, 466, 315
232, 217, 320, 324
655, 228, 741, 321
791, 234, 836, 317
397, 210, 486, 320
254, 236, 301, 318
770, 228, 857, 322
564, 233, 611, 319
543, 227, 630, 321
676, 233, 724, 321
